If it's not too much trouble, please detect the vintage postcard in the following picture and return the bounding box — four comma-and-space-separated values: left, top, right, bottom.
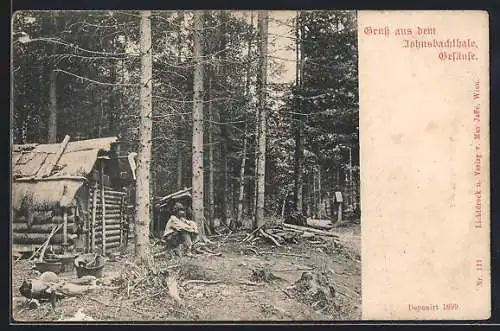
10, 9, 488, 322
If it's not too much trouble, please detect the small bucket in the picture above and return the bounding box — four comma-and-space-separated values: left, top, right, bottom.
74, 254, 105, 278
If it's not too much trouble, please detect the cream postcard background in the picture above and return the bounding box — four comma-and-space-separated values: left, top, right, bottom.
358, 11, 490, 320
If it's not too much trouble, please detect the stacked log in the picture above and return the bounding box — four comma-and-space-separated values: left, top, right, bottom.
89, 187, 126, 252
12, 210, 77, 247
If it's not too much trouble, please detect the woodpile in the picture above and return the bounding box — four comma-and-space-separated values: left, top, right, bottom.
89, 187, 126, 252
241, 222, 340, 247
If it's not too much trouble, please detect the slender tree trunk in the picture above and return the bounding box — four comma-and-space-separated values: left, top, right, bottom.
47, 12, 58, 144
192, 11, 206, 239
318, 166, 323, 217
254, 11, 268, 228
134, 10, 153, 266
253, 108, 260, 219
176, 12, 185, 190
237, 12, 254, 226
48, 70, 57, 143
294, 11, 304, 215
237, 120, 248, 225
312, 171, 317, 218
208, 74, 215, 230
177, 139, 183, 189
216, 13, 232, 226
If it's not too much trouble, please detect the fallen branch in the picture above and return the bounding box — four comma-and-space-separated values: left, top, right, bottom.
277, 287, 292, 298
259, 229, 281, 246
220, 231, 233, 244
241, 224, 265, 243
283, 223, 339, 238
181, 280, 222, 286
236, 280, 265, 286
274, 266, 314, 272
262, 251, 310, 259
208, 234, 224, 238
242, 247, 259, 255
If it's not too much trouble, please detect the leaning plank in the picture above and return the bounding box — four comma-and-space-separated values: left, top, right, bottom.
35, 135, 70, 179
282, 223, 339, 238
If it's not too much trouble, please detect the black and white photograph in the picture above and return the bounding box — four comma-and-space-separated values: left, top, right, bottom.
11, 10, 361, 321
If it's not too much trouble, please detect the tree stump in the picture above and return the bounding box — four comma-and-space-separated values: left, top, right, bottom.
292, 271, 335, 308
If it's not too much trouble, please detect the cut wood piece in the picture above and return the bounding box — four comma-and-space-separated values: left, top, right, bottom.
90, 193, 126, 199
94, 232, 121, 239
105, 241, 121, 249
103, 224, 122, 231
306, 219, 334, 230
94, 218, 121, 224
13, 216, 27, 224
94, 231, 121, 238
94, 212, 122, 218
95, 204, 122, 209
283, 223, 339, 238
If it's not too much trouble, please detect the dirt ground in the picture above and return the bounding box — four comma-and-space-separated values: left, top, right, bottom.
11, 221, 361, 322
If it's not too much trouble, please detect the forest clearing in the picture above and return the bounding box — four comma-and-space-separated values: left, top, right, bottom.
12, 221, 360, 321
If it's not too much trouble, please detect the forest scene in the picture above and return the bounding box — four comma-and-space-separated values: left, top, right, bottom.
11, 10, 361, 321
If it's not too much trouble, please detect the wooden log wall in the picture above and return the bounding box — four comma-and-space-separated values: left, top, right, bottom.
12, 209, 78, 247
89, 185, 126, 253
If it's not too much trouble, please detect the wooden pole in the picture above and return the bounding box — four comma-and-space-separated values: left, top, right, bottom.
91, 182, 97, 252
337, 202, 343, 223
100, 163, 106, 255
120, 195, 125, 247
62, 208, 68, 250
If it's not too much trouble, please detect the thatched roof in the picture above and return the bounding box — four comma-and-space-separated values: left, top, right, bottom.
11, 137, 118, 211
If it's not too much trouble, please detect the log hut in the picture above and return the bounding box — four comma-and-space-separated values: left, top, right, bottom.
11, 136, 136, 256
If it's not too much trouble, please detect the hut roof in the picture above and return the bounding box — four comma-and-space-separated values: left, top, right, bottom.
11, 137, 118, 211
155, 187, 192, 209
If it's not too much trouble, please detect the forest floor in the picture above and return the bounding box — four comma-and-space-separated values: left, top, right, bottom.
11, 220, 361, 322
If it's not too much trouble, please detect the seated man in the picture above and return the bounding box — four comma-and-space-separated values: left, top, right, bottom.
162, 202, 200, 256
